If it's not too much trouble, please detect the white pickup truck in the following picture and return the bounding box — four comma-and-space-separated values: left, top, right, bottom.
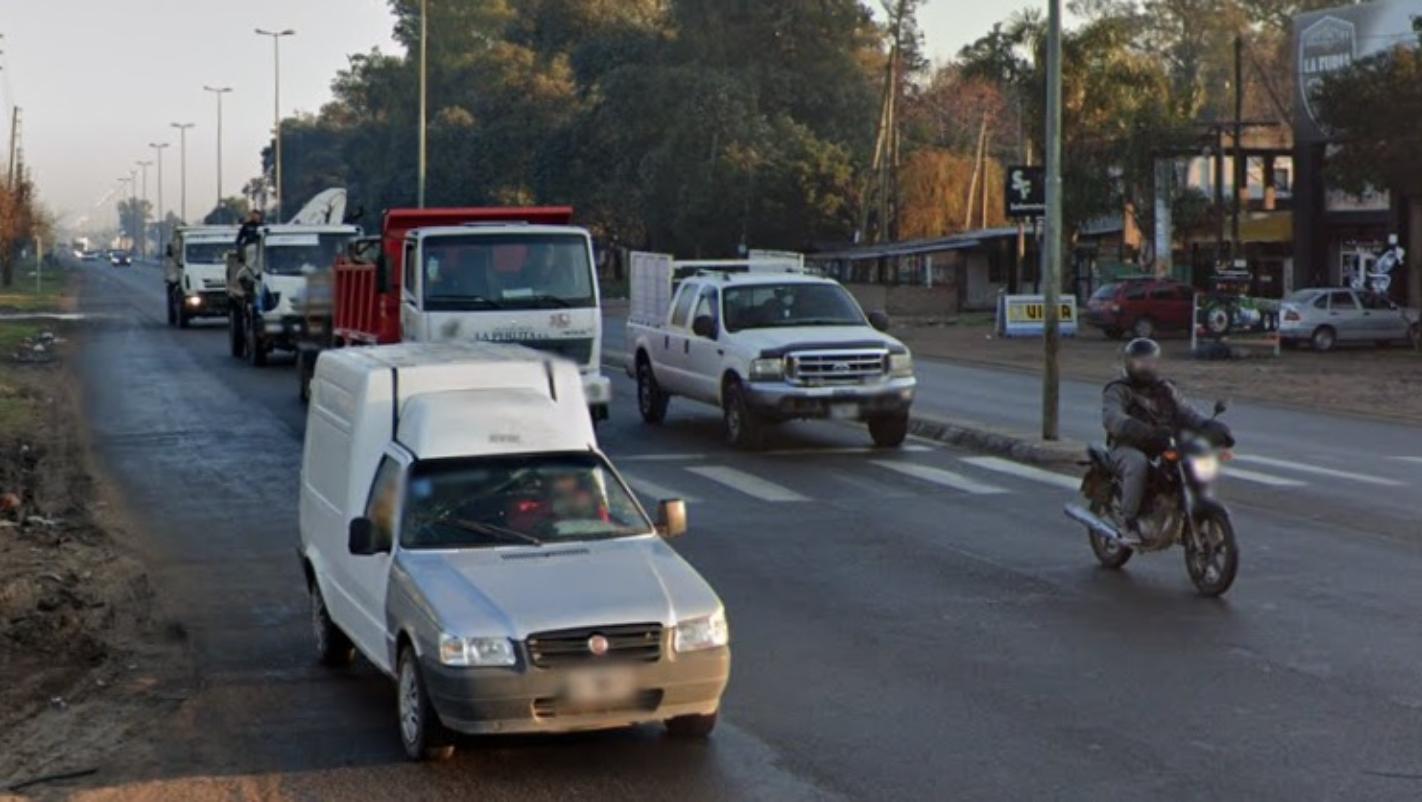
299, 342, 729, 760
625, 254, 917, 448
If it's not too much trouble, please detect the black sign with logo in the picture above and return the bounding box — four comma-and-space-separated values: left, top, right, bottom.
1005, 165, 1045, 219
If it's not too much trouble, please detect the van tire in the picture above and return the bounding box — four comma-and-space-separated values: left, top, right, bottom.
636, 357, 669, 423
666, 712, 718, 738
397, 646, 455, 762
868, 413, 909, 448
722, 381, 764, 450
310, 582, 355, 667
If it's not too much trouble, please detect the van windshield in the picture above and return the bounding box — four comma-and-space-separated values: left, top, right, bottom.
185, 242, 231, 264
401, 452, 651, 549
422, 233, 595, 311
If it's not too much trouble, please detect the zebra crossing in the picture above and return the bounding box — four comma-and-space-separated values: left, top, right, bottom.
612, 444, 1419, 508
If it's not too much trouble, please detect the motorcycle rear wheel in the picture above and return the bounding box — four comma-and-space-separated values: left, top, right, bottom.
1087, 500, 1133, 570
1184, 511, 1238, 597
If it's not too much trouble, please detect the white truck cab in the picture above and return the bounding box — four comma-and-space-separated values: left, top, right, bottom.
396, 224, 612, 418
165, 226, 237, 327
298, 342, 728, 760
626, 254, 917, 448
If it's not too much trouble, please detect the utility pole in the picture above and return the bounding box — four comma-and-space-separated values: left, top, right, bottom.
1231, 33, 1245, 263
6, 107, 18, 190
171, 123, 195, 223
136, 160, 152, 258
255, 28, 296, 221
203, 86, 233, 211
150, 142, 170, 257
1041, 0, 1064, 441
418, 0, 428, 208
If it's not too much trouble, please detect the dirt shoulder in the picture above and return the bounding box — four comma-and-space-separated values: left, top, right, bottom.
896, 319, 1422, 425
0, 271, 188, 798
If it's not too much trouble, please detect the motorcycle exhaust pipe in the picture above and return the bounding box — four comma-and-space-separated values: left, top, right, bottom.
1064, 503, 1123, 542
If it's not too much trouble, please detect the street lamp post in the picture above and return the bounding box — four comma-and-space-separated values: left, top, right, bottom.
170, 123, 195, 223
203, 86, 232, 212
418, 0, 428, 208
149, 142, 170, 257
255, 28, 295, 221
136, 160, 152, 258
1041, 0, 1064, 441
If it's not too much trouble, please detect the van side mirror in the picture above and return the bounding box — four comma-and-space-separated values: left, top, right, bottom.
348, 517, 387, 555
656, 499, 687, 538
1213, 399, 1229, 417
691, 315, 716, 339
868, 310, 891, 332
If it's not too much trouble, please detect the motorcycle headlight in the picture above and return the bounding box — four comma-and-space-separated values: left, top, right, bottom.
674, 609, 729, 653
749, 358, 785, 382
438, 634, 517, 667
888, 352, 914, 378
1189, 453, 1220, 482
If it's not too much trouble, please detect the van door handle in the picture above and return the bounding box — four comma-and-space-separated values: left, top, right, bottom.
663, 335, 669, 350
683, 340, 690, 354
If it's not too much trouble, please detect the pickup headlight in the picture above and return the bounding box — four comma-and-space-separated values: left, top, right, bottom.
888, 352, 914, 378
749, 357, 785, 382
438, 634, 517, 667
674, 609, 729, 653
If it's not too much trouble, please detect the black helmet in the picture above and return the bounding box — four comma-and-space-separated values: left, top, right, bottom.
1123, 337, 1161, 384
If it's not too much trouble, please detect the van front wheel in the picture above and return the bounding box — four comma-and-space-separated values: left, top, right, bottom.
397, 647, 455, 762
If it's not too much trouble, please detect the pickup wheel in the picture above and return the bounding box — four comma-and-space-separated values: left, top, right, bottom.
228, 309, 246, 358
665, 711, 718, 738
636, 358, 669, 423
868, 412, 910, 448
722, 381, 764, 450
397, 646, 455, 762
310, 581, 354, 667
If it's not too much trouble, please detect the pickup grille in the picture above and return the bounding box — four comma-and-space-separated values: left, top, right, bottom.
787, 349, 887, 385
526, 623, 662, 668
494, 336, 594, 367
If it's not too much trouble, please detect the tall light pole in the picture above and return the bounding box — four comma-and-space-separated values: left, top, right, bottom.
149, 142, 170, 257
418, 0, 428, 208
1041, 0, 1064, 441
203, 86, 232, 212
170, 123, 195, 223
136, 160, 153, 258
255, 28, 295, 221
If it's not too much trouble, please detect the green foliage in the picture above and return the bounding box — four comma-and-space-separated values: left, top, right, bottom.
1314, 31, 1422, 197
204, 197, 251, 225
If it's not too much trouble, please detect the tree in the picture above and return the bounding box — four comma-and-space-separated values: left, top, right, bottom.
117, 197, 152, 251
1314, 22, 1422, 308
0, 172, 47, 287
204, 196, 251, 225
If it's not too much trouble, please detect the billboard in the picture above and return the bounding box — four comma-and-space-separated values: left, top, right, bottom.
995, 294, 1078, 338
1295, 0, 1422, 143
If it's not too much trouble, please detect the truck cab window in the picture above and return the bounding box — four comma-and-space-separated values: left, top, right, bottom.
421, 233, 595, 311
403, 241, 417, 300
365, 457, 403, 550
693, 287, 719, 332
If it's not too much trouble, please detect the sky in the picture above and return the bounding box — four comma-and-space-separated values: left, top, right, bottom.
0, 0, 1035, 234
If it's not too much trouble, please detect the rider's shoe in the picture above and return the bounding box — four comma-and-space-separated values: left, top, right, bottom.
1118, 518, 1146, 546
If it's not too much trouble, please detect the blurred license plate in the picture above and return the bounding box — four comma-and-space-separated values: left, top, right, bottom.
565, 667, 636, 704
829, 403, 860, 420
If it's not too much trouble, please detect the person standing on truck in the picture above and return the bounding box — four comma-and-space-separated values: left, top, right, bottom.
234, 209, 265, 255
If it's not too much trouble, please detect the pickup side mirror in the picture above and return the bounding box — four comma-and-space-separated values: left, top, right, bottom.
1213, 399, 1229, 417
348, 517, 388, 555
868, 310, 891, 333
691, 315, 717, 339
656, 499, 687, 539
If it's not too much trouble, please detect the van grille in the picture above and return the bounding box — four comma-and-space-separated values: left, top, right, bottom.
526, 623, 662, 668
532, 689, 663, 719
787, 349, 887, 385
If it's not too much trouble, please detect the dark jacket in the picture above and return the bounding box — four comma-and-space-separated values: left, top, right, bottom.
1102, 375, 1209, 450
234, 221, 262, 253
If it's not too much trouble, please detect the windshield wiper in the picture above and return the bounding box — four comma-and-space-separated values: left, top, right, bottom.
513, 294, 575, 308
448, 518, 543, 547
436, 294, 503, 309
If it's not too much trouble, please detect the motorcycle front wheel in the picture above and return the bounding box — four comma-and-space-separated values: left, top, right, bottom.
1088, 500, 1133, 570
1184, 510, 1238, 597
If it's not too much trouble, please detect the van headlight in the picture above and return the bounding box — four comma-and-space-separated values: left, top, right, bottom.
439, 634, 517, 667
1189, 453, 1220, 482
674, 609, 729, 653
888, 352, 914, 378
749, 358, 785, 382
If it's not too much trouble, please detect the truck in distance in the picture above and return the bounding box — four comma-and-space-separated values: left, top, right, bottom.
295, 206, 611, 420
299, 342, 728, 760
165, 226, 237, 328
626, 253, 917, 449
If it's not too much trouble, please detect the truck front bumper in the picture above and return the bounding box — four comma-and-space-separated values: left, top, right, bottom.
424, 646, 729, 736
182, 290, 229, 317
583, 371, 612, 420
744, 377, 916, 421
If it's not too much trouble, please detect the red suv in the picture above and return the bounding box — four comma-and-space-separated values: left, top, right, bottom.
1085, 278, 1195, 339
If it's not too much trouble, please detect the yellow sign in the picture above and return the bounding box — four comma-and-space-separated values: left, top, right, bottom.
1005, 302, 1076, 324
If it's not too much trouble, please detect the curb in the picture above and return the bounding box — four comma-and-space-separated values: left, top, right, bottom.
602, 348, 1084, 468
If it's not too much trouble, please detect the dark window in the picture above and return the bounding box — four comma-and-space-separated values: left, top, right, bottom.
1312, 294, 1328, 310
693, 287, 718, 334
1328, 291, 1358, 311
1122, 283, 1147, 301
1090, 283, 1120, 301
403, 242, 417, 298
366, 456, 403, 549
1359, 292, 1392, 311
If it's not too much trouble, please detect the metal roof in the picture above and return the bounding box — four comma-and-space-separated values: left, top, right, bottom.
809, 227, 1021, 262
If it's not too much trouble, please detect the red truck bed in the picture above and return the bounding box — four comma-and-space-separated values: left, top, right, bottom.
331, 206, 575, 345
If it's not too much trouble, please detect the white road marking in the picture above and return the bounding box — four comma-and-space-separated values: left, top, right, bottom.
959, 457, 1081, 490
1221, 466, 1307, 488
1391, 457, 1422, 465
1232, 455, 1405, 487
618, 453, 710, 462
871, 460, 1008, 495
685, 466, 810, 502
622, 473, 701, 504
762, 444, 933, 457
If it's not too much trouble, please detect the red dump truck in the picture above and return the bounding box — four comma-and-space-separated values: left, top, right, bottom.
297, 206, 611, 418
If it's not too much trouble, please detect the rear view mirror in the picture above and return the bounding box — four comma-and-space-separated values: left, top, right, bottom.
1213, 399, 1229, 416
691, 315, 717, 339
868, 310, 891, 332
656, 499, 687, 539
348, 517, 386, 555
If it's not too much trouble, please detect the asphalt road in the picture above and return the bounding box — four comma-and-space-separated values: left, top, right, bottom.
70, 260, 1422, 800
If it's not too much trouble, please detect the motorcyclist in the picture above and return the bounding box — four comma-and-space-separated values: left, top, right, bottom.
1102, 338, 1233, 541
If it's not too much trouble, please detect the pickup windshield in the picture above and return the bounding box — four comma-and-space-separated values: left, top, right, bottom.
263, 233, 351, 276
723, 283, 866, 332
422, 233, 594, 311
401, 452, 651, 549
185, 242, 232, 264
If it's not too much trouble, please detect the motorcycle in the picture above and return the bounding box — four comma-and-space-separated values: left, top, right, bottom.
1064, 400, 1239, 597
